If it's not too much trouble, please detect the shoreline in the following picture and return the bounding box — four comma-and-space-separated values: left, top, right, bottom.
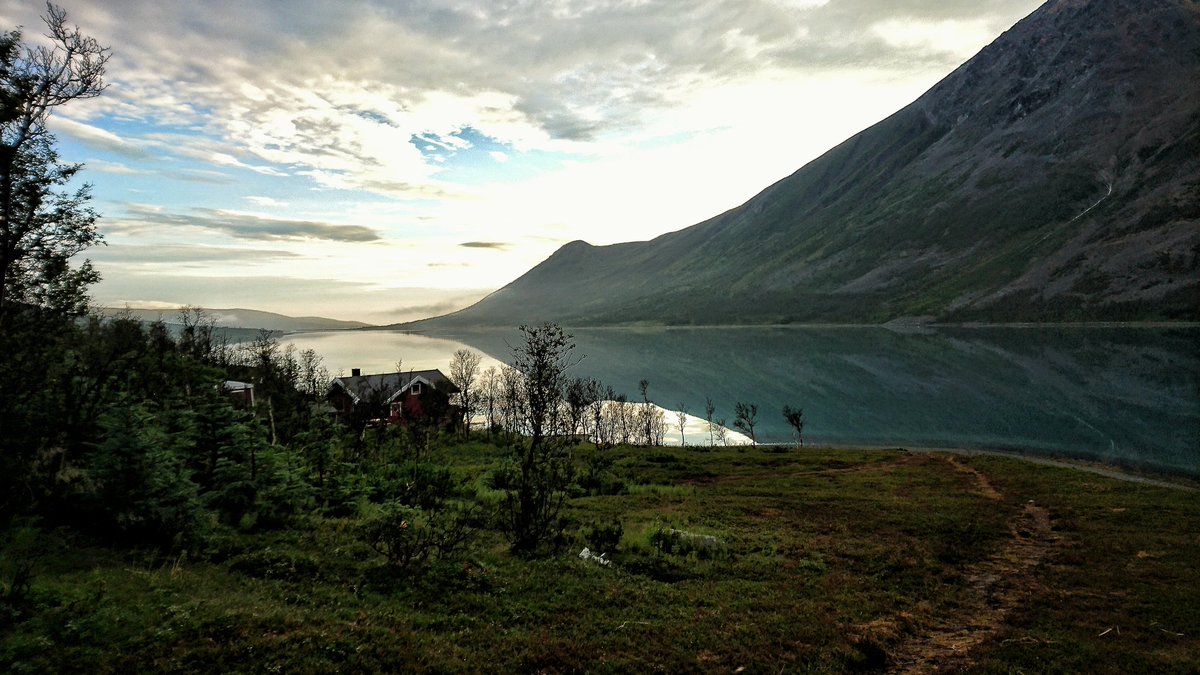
808, 442, 1199, 491
386, 320, 1200, 333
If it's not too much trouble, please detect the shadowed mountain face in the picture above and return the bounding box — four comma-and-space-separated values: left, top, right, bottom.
414, 0, 1200, 328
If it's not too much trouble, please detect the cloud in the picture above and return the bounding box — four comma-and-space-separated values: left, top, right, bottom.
116, 204, 383, 243
459, 241, 510, 250
88, 243, 301, 264
49, 116, 154, 159
87, 160, 144, 175
246, 195, 288, 208
160, 168, 236, 184
93, 270, 381, 318
366, 287, 493, 322
5, 0, 1043, 197
384, 299, 470, 319
89, 264, 490, 322
870, 17, 999, 60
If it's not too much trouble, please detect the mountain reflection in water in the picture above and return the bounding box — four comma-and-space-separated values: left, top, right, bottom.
283, 326, 1198, 477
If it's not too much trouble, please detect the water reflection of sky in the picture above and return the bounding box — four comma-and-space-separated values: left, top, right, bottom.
283, 330, 506, 376
282, 327, 1200, 476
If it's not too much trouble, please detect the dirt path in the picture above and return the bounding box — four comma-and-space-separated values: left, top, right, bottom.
886, 457, 1059, 674
683, 451, 1063, 670
942, 455, 1004, 501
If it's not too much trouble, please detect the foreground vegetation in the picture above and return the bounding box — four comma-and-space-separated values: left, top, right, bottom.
2, 441, 1196, 673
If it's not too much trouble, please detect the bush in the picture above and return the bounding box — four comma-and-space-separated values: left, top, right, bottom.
650, 526, 727, 560
575, 454, 627, 496
320, 467, 371, 518
581, 518, 623, 554
86, 404, 207, 548
487, 461, 516, 491
228, 547, 322, 581
0, 522, 40, 627
358, 500, 476, 572
496, 440, 575, 555
393, 463, 458, 510
251, 447, 316, 529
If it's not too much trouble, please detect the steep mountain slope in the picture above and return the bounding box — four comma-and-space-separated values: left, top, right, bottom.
416, 0, 1200, 327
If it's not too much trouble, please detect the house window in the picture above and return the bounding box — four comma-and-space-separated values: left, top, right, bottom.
410, 383, 422, 395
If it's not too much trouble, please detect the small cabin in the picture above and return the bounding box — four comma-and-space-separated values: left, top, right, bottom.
327, 368, 459, 428
221, 380, 255, 407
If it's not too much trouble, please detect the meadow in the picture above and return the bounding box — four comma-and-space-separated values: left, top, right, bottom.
3, 443, 1196, 674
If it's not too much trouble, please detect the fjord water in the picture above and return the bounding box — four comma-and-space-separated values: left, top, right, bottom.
285, 327, 1199, 476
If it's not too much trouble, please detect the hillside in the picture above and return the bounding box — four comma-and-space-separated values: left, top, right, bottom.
99, 307, 372, 332
410, 0, 1200, 328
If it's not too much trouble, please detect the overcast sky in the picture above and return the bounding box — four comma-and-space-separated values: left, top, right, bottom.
1, 0, 1042, 323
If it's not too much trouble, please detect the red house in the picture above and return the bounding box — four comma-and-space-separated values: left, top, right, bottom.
327, 368, 459, 428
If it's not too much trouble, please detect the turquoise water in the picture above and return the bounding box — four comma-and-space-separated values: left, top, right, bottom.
284, 326, 1199, 476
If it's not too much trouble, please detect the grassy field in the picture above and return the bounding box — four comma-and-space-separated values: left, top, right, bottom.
2, 443, 1196, 673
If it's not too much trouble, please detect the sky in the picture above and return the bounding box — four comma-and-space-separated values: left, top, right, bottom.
1, 0, 1043, 324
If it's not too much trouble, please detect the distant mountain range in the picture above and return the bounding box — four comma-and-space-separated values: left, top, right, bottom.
99, 307, 372, 332
408, 0, 1200, 328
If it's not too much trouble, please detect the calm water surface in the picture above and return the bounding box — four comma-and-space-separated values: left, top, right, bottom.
283, 326, 1199, 476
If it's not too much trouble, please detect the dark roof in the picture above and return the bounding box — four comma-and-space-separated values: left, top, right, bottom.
329, 369, 458, 404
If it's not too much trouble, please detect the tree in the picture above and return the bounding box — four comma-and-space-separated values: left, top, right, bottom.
177, 306, 215, 364
638, 379, 653, 444
497, 364, 525, 441
733, 401, 759, 446
499, 323, 577, 553
586, 380, 611, 449
0, 4, 109, 316
704, 396, 717, 447
512, 323, 576, 448
783, 405, 805, 447
713, 418, 729, 446
297, 348, 328, 399
675, 403, 689, 447
564, 376, 596, 441
86, 401, 204, 547
448, 348, 482, 436
478, 366, 500, 436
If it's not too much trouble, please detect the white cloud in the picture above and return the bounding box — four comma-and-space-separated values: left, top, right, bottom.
87, 160, 144, 175
49, 116, 154, 159
246, 195, 287, 208
870, 18, 999, 59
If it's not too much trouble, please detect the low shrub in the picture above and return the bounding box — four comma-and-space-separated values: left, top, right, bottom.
574, 454, 627, 496
227, 547, 323, 581
358, 500, 476, 572
581, 518, 623, 554
650, 526, 728, 560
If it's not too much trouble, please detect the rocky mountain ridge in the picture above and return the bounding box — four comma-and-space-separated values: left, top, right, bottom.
410, 0, 1200, 328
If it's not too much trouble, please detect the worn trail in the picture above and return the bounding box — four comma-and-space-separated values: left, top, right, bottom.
886, 457, 1060, 674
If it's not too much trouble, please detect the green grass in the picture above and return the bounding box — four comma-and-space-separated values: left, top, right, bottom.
2, 445, 1196, 673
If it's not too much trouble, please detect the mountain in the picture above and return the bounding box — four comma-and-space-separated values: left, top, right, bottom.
411, 0, 1200, 328
99, 307, 372, 332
